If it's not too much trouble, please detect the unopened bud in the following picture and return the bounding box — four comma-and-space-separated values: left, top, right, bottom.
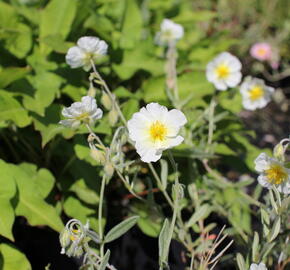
59, 228, 71, 253
101, 91, 113, 110
273, 143, 285, 162
172, 183, 184, 201
90, 149, 106, 165
104, 162, 114, 179
87, 86, 97, 97
108, 107, 119, 126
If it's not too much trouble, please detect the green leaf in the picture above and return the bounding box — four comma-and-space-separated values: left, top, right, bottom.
23, 72, 64, 116
40, 0, 77, 54
99, 250, 111, 270
32, 104, 74, 147
63, 196, 99, 232
158, 218, 170, 266
5, 163, 64, 232
0, 90, 31, 127
0, 67, 31, 89
268, 216, 281, 242
186, 204, 211, 228
122, 99, 139, 120
120, 0, 142, 49
236, 253, 246, 270
0, 244, 31, 270
104, 216, 139, 243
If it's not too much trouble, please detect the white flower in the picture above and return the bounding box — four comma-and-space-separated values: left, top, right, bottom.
59, 96, 103, 128
249, 263, 268, 270
254, 153, 290, 194
240, 77, 274, 110
127, 103, 187, 163
155, 19, 184, 46
206, 52, 242, 91
66, 36, 108, 71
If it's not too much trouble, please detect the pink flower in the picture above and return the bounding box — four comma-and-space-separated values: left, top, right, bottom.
250, 43, 272, 61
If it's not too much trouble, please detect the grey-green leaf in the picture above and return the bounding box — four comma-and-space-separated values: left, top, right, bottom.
236, 253, 246, 270
268, 216, 281, 242
186, 204, 211, 228
158, 218, 170, 266
160, 159, 168, 190
252, 231, 259, 262
104, 216, 139, 243
98, 249, 110, 270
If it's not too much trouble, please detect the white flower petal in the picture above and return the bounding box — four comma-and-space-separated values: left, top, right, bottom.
65, 46, 85, 69
254, 153, 270, 172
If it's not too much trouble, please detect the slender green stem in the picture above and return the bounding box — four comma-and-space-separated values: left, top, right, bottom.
98, 174, 106, 258
148, 162, 174, 208
90, 60, 127, 126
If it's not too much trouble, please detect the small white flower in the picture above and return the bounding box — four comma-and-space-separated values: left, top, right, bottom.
127, 103, 187, 163
59, 96, 103, 128
240, 77, 274, 110
206, 52, 242, 91
155, 19, 184, 46
254, 153, 290, 194
249, 263, 268, 270
66, 36, 108, 71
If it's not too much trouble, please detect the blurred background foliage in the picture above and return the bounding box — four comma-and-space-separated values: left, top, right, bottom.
0, 0, 289, 269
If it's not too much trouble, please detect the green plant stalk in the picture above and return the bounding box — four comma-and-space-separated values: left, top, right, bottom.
98, 174, 107, 258
90, 60, 127, 127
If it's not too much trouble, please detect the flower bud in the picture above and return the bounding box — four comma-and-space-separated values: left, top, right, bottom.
104, 162, 114, 179
101, 91, 113, 110
273, 143, 285, 162
108, 107, 119, 126
90, 148, 106, 165
87, 86, 97, 97
59, 228, 71, 254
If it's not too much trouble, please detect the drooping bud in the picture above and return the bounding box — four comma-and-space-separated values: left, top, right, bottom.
273, 143, 285, 162
87, 86, 97, 97
101, 91, 113, 110
90, 148, 106, 165
104, 162, 115, 179
108, 107, 119, 126
59, 227, 71, 254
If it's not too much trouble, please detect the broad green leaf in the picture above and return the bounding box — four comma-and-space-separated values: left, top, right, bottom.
40, 34, 74, 54
63, 196, 99, 232
0, 67, 31, 89
32, 104, 74, 147
0, 90, 31, 127
23, 72, 63, 116
186, 204, 211, 228
122, 99, 139, 120
4, 163, 64, 232
99, 250, 111, 270
104, 216, 139, 243
120, 0, 142, 49
143, 77, 167, 104
158, 218, 170, 266
0, 244, 31, 270
0, 160, 17, 241
40, 0, 77, 54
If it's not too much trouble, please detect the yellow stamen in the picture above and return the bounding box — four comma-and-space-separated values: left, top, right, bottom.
75, 112, 90, 121
249, 85, 264, 101
70, 235, 77, 241
215, 64, 230, 79
265, 164, 288, 185
149, 121, 167, 142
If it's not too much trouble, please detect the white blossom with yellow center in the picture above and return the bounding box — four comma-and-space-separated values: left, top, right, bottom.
127, 103, 187, 163
59, 96, 103, 128
66, 36, 108, 71
206, 52, 242, 91
240, 77, 274, 110
155, 19, 184, 46
254, 152, 290, 194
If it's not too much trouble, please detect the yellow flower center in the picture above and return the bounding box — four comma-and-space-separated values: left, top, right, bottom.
257, 48, 266, 57
149, 121, 167, 142
215, 64, 230, 79
265, 164, 288, 185
75, 112, 90, 121
249, 85, 264, 101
